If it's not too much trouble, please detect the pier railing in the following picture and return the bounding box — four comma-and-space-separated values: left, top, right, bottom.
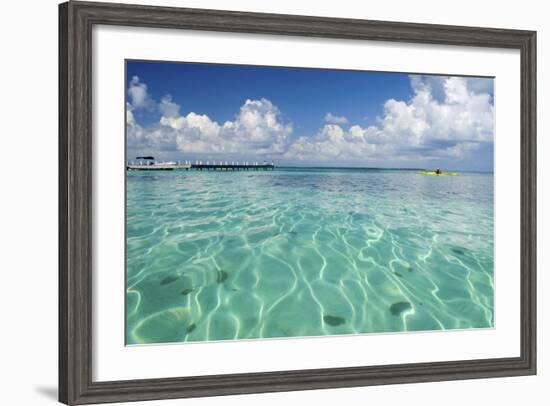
191, 163, 274, 171
126, 161, 275, 171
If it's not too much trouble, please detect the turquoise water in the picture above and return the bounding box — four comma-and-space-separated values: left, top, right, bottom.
126, 168, 494, 345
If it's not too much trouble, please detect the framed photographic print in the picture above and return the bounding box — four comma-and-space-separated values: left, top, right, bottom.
59, 1, 536, 404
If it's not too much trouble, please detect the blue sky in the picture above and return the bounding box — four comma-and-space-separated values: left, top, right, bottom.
126, 60, 494, 171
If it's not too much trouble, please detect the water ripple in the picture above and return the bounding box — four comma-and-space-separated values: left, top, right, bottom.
126, 169, 494, 344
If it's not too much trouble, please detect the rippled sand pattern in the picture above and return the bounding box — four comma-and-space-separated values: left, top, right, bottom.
126, 168, 494, 344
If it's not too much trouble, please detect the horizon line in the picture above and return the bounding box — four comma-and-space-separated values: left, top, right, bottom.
275, 165, 492, 173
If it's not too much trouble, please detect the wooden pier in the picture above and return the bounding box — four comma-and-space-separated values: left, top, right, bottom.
127, 163, 191, 171
191, 163, 274, 171
127, 162, 274, 171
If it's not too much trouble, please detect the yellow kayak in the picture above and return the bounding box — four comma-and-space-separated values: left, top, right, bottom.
417, 171, 458, 176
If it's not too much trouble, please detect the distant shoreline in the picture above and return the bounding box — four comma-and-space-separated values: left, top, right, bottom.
272, 166, 493, 174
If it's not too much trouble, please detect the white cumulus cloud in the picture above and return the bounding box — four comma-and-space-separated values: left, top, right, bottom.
284, 75, 494, 162
324, 112, 348, 125
158, 97, 292, 155
127, 76, 154, 109
285, 124, 378, 161
127, 79, 292, 157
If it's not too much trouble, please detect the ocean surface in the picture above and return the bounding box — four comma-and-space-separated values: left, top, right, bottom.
126, 168, 494, 345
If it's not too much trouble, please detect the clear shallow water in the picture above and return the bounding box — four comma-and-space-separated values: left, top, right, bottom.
126, 168, 494, 345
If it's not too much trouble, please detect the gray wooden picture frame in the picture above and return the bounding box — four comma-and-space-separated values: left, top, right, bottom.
59, 1, 537, 404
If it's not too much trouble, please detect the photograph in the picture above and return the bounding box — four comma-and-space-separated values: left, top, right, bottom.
125, 60, 495, 345
48, 0, 538, 404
